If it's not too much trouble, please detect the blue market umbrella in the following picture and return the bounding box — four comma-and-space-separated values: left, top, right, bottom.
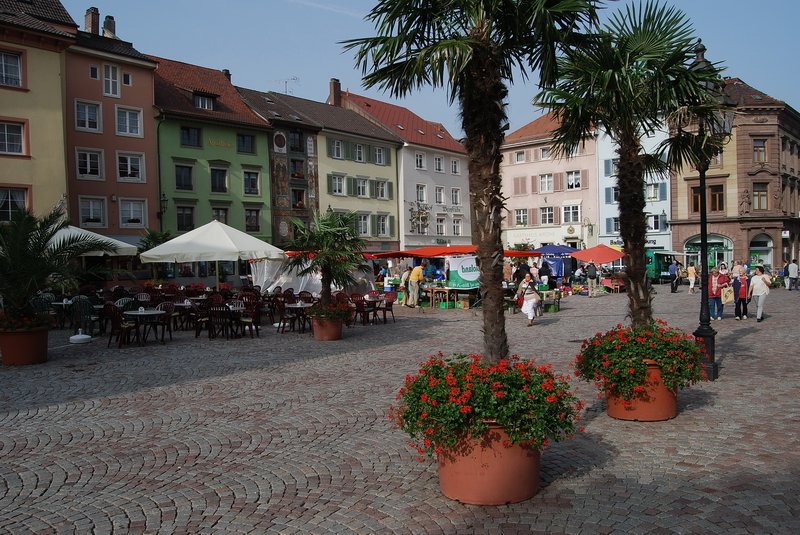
533, 244, 578, 256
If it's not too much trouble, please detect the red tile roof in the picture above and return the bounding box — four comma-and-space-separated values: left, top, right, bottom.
503, 112, 561, 144
341, 91, 465, 154
724, 78, 784, 108
148, 55, 269, 128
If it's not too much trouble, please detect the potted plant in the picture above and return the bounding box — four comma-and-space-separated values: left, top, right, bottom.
283, 210, 370, 341
574, 319, 707, 421
0, 208, 116, 365
390, 353, 583, 504
304, 302, 353, 340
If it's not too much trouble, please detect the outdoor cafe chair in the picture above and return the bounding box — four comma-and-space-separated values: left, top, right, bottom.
114, 297, 136, 311
106, 304, 140, 348
208, 305, 233, 339
349, 293, 375, 326
274, 300, 297, 334
298, 291, 315, 303
71, 297, 100, 336
238, 302, 262, 338
153, 302, 175, 343
377, 291, 397, 324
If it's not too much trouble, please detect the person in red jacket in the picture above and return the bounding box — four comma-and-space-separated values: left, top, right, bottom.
731, 268, 750, 320
708, 266, 731, 320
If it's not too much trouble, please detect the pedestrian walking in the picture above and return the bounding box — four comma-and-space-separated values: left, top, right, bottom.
669, 260, 679, 293
787, 258, 798, 290
406, 261, 426, 308
515, 272, 541, 327
397, 266, 412, 306
732, 269, 749, 320
748, 265, 772, 322
708, 266, 730, 320
687, 261, 697, 294
585, 261, 598, 297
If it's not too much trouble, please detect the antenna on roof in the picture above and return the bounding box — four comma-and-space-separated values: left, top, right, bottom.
269, 76, 300, 95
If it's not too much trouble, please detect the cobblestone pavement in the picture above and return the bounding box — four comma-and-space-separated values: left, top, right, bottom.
1, 284, 798, 534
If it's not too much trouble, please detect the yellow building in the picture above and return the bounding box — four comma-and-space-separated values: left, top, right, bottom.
1, 1, 76, 219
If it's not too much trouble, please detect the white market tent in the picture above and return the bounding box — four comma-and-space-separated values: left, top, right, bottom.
139, 221, 285, 287
51, 226, 138, 256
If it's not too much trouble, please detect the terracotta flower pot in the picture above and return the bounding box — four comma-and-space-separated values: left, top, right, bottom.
311, 318, 343, 341
437, 425, 540, 505
606, 359, 677, 421
0, 326, 49, 366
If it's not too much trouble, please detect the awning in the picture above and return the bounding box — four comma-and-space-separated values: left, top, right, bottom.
373, 246, 541, 259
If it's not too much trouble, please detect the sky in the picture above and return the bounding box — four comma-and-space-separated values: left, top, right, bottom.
60, 0, 800, 138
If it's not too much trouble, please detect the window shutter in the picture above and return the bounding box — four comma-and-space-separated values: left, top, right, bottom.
327, 174, 334, 194
524, 149, 531, 162
365, 145, 373, 163
532, 149, 539, 161
387, 181, 394, 200
531, 176, 538, 194
513, 177, 522, 195
604, 159, 612, 177
530, 208, 538, 226
605, 187, 613, 204
554, 172, 564, 192
519, 177, 526, 194
661, 214, 668, 231
327, 138, 334, 157
347, 176, 356, 196
505, 210, 512, 228
659, 182, 668, 200
581, 169, 589, 189
371, 214, 378, 236
553, 209, 561, 225
388, 216, 395, 236
507, 153, 513, 165
606, 218, 613, 234
369, 179, 377, 198
385, 147, 391, 165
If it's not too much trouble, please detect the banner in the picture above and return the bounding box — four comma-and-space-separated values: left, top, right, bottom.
447, 256, 480, 289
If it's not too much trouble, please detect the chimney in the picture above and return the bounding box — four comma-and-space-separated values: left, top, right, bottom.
102, 15, 116, 38
222, 69, 231, 81
330, 78, 341, 107
84, 7, 99, 34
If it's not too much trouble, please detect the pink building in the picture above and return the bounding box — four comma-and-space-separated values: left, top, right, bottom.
65, 8, 157, 246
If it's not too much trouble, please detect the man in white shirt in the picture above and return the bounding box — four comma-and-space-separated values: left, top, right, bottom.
788, 259, 799, 290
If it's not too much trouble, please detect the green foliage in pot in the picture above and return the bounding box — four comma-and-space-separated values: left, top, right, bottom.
390, 353, 585, 459
574, 319, 707, 401
0, 208, 116, 330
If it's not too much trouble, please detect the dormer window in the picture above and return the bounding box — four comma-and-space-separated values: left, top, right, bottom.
194, 94, 215, 110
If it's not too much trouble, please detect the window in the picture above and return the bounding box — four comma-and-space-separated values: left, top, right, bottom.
331, 175, 344, 195
175, 165, 192, 190
237, 134, 255, 154
290, 159, 304, 178
645, 183, 659, 200
89, 65, 98, 79
514, 209, 528, 226
611, 187, 620, 203
244, 171, 259, 195
0, 187, 26, 221
612, 217, 620, 232
180, 127, 201, 147
515, 151, 525, 163
76, 101, 100, 132
710, 185, 724, 212
177, 207, 194, 231
415, 152, 426, 170
245, 209, 260, 232
451, 159, 461, 174
103, 64, 119, 97
212, 207, 228, 224
117, 153, 143, 181
541, 147, 551, 159
211, 169, 227, 193
563, 205, 580, 223
77, 149, 102, 179
450, 188, 461, 206
291, 189, 306, 209
753, 139, 767, 162
375, 147, 385, 165
753, 183, 768, 210
357, 178, 369, 197
540, 207, 554, 225
357, 214, 369, 236
0, 51, 21, 87
416, 184, 427, 203
288, 132, 303, 152
452, 218, 462, 236
333, 140, 343, 159
355, 144, 365, 162
434, 156, 444, 172
647, 214, 663, 231
691, 187, 701, 213
435, 186, 444, 205
376, 180, 387, 199
116, 107, 141, 136
603, 158, 619, 177
193, 94, 214, 110
122, 73, 132, 86
0, 122, 23, 154
79, 197, 105, 226
120, 199, 145, 227
566, 170, 581, 190
539, 173, 553, 193
436, 217, 445, 235
377, 215, 388, 236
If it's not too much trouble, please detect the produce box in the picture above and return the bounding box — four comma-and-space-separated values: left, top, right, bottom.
537, 284, 549, 291
397, 291, 404, 300
457, 298, 470, 310
544, 303, 560, 313
439, 301, 455, 309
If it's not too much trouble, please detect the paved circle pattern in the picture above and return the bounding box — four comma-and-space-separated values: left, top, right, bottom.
1, 287, 799, 534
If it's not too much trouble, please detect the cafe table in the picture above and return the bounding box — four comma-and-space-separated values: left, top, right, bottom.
285, 302, 313, 333
123, 309, 166, 345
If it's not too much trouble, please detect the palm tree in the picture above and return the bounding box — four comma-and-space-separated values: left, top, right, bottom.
344, 0, 599, 360
536, 0, 727, 326
138, 228, 173, 279
283, 210, 371, 307
0, 208, 116, 327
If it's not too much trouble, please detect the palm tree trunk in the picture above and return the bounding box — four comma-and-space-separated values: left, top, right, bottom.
459, 49, 509, 362
617, 143, 653, 326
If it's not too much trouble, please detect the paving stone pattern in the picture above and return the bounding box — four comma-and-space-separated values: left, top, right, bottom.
1, 286, 798, 534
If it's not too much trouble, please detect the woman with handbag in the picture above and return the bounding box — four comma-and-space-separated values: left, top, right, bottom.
707, 266, 730, 320
747, 265, 772, 322
732, 267, 750, 320
516, 272, 541, 327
